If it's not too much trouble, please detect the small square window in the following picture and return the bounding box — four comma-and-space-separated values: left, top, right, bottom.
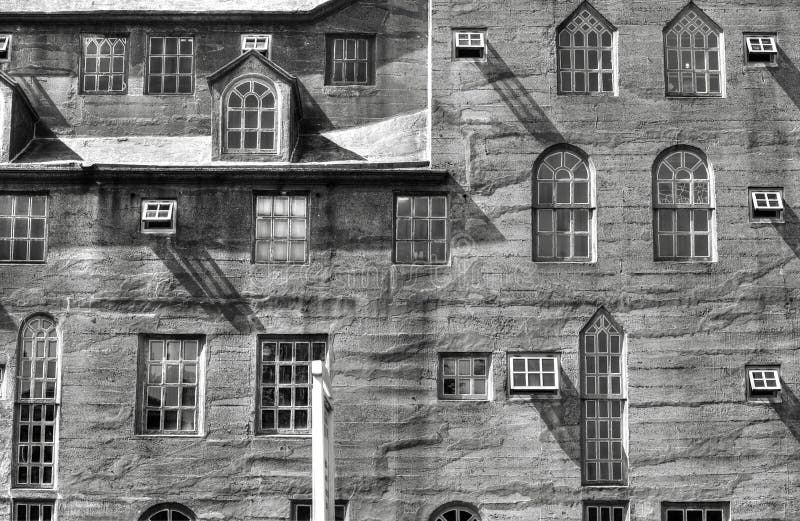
292, 500, 347, 521
745, 35, 777, 65
0, 35, 12, 61
453, 30, 486, 60
584, 502, 628, 521
509, 355, 559, 392
747, 366, 781, 401
439, 354, 490, 400
242, 34, 271, 58
141, 200, 176, 234
749, 188, 784, 223
13, 500, 56, 521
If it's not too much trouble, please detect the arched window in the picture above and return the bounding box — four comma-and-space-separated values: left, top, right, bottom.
664, 5, 724, 96
430, 504, 481, 521
140, 504, 196, 521
581, 309, 626, 485
14, 314, 60, 488
557, 3, 616, 94
653, 147, 715, 260
225, 79, 277, 153
533, 146, 595, 261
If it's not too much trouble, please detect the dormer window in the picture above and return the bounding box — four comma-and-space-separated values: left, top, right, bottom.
225, 79, 277, 153
0, 35, 11, 62
453, 30, 486, 60
242, 35, 271, 58
141, 200, 176, 234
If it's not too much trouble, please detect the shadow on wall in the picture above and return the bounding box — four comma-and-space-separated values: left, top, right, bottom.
530, 367, 582, 467
0, 302, 16, 331
768, 48, 800, 110
18, 77, 69, 133
771, 384, 800, 443
448, 179, 508, 245
475, 44, 564, 143
774, 205, 800, 259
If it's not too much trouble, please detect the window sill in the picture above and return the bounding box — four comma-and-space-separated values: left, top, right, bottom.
135, 433, 205, 438
256, 433, 312, 438
81, 91, 128, 96
665, 93, 725, 99
507, 393, 561, 401
744, 62, 778, 69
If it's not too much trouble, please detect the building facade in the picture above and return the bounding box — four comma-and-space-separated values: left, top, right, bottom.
0, 0, 798, 520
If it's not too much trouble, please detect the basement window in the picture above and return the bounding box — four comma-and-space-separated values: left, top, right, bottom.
747, 366, 781, 401
141, 200, 176, 234
241, 34, 271, 58
663, 502, 728, 521
509, 355, 559, 392
453, 30, 486, 60
0, 35, 11, 61
749, 189, 784, 223
745, 35, 777, 65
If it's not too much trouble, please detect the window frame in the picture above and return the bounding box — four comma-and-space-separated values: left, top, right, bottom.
145, 35, 195, 95
438, 353, 491, 401
324, 34, 376, 86
0, 193, 49, 264
661, 502, 730, 521
136, 335, 205, 437
139, 503, 196, 521
556, 5, 617, 95
290, 499, 348, 521
223, 78, 279, 155
140, 199, 177, 235
746, 365, 781, 402
0, 34, 12, 62
583, 501, 628, 521
393, 193, 449, 265
663, 6, 725, 98
749, 188, 784, 223
508, 354, 560, 393
256, 335, 328, 436
452, 29, 487, 61
744, 34, 777, 66
12, 499, 56, 521
430, 504, 482, 521
241, 34, 271, 58
80, 34, 129, 95
252, 192, 309, 264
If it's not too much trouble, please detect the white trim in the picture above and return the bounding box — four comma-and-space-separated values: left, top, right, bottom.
746, 36, 777, 54
241, 34, 271, 58
748, 368, 781, 391
508, 355, 559, 391
751, 190, 783, 211
454, 31, 485, 48
141, 199, 177, 234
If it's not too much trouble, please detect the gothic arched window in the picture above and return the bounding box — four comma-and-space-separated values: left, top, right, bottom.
653, 147, 715, 260
664, 5, 724, 96
557, 4, 616, 94
225, 79, 277, 153
140, 504, 196, 521
533, 146, 595, 261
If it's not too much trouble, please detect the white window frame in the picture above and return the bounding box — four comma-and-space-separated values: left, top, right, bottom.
584, 502, 628, 521
253, 194, 308, 264
749, 188, 784, 223
241, 34, 271, 58
453, 30, 486, 60
0, 35, 11, 61
745, 36, 777, 54
141, 200, 176, 235
508, 355, 559, 392
13, 500, 57, 521
746, 366, 781, 402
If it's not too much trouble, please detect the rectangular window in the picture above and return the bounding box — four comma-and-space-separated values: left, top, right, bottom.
0, 194, 47, 263
326, 35, 375, 85
749, 189, 784, 222
584, 502, 627, 521
745, 35, 777, 65
147, 36, 194, 94
82, 36, 127, 93
584, 399, 625, 482
254, 194, 308, 263
746, 366, 781, 402
242, 34, 271, 57
509, 355, 559, 391
13, 501, 55, 521
258, 336, 326, 434
139, 337, 203, 435
439, 354, 490, 400
141, 200, 176, 234
662, 503, 729, 521
655, 208, 712, 260
292, 500, 347, 521
0, 34, 12, 61
395, 195, 448, 264
453, 30, 486, 60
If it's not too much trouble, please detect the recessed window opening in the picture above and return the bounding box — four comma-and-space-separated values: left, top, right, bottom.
453, 31, 486, 60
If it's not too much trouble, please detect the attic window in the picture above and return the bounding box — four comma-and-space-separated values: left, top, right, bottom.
745, 35, 777, 64
141, 200, 176, 234
242, 35, 271, 58
453, 30, 486, 60
749, 189, 784, 222
0, 35, 11, 61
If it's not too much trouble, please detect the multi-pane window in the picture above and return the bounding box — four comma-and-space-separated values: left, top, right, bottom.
664, 6, 724, 96
745, 35, 777, 65
225, 80, 277, 153
0, 35, 12, 61
663, 503, 728, 521
432, 506, 481, 521
241, 34, 271, 57
557, 6, 615, 93
746, 366, 781, 401
581, 311, 626, 485
254, 194, 308, 263
653, 149, 714, 260
509, 355, 559, 391
534, 148, 594, 261
147, 36, 194, 94
292, 501, 347, 521
140, 338, 202, 434
257, 337, 326, 433
395, 195, 448, 264
439, 354, 489, 400
141, 200, 176, 234
14, 316, 59, 488
140, 504, 195, 521
749, 189, 784, 222
13, 501, 55, 521
584, 503, 627, 521
326, 35, 374, 85
82, 36, 127, 93
453, 31, 486, 60
0, 194, 47, 263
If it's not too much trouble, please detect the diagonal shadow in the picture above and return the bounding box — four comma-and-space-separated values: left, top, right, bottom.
0, 301, 17, 331
773, 204, 800, 258
530, 367, 582, 466
768, 48, 800, 111
475, 43, 565, 143
15, 76, 68, 133
770, 382, 800, 443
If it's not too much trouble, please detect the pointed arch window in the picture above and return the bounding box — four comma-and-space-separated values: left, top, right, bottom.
225, 79, 277, 153
534, 147, 595, 261
14, 315, 60, 488
557, 5, 616, 94
581, 311, 627, 485
664, 6, 724, 96
653, 148, 715, 260
140, 504, 195, 521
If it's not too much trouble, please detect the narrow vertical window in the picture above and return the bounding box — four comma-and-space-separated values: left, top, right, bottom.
82, 36, 127, 93
254, 194, 308, 263
664, 5, 724, 96
225, 79, 277, 153
557, 5, 616, 94
14, 315, 60, 488
394, 194, 448, 264
13, 500, 56, 521
147, 36, 194, 94
533, 147, 594, 261
325, 35, 375, 85
653, 148, 715, 261
0, 194, 48, 263
581, 310, 626, 485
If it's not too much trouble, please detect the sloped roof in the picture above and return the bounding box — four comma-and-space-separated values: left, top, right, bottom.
0, 0, 334, 15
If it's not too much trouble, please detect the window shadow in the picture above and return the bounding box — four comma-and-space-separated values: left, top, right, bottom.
0, 301, 16, 331
770, 383, 800, 443
475, 44, 564, 143
448, 180, 508, 245
15, 76, 68, 132
768, 48, 800, 111
295, 135, 366, 162
529, 367, 582, 467
14, 138, 83, 163
773, 204, 800, 259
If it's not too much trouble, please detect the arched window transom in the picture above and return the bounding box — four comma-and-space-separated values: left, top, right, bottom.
225, 79, 277, 153
534, 148, 594, 261
433, 506, 481, 521
557, 6, 615, 94
664, 7, 723, 96
141, 505, 195, 521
